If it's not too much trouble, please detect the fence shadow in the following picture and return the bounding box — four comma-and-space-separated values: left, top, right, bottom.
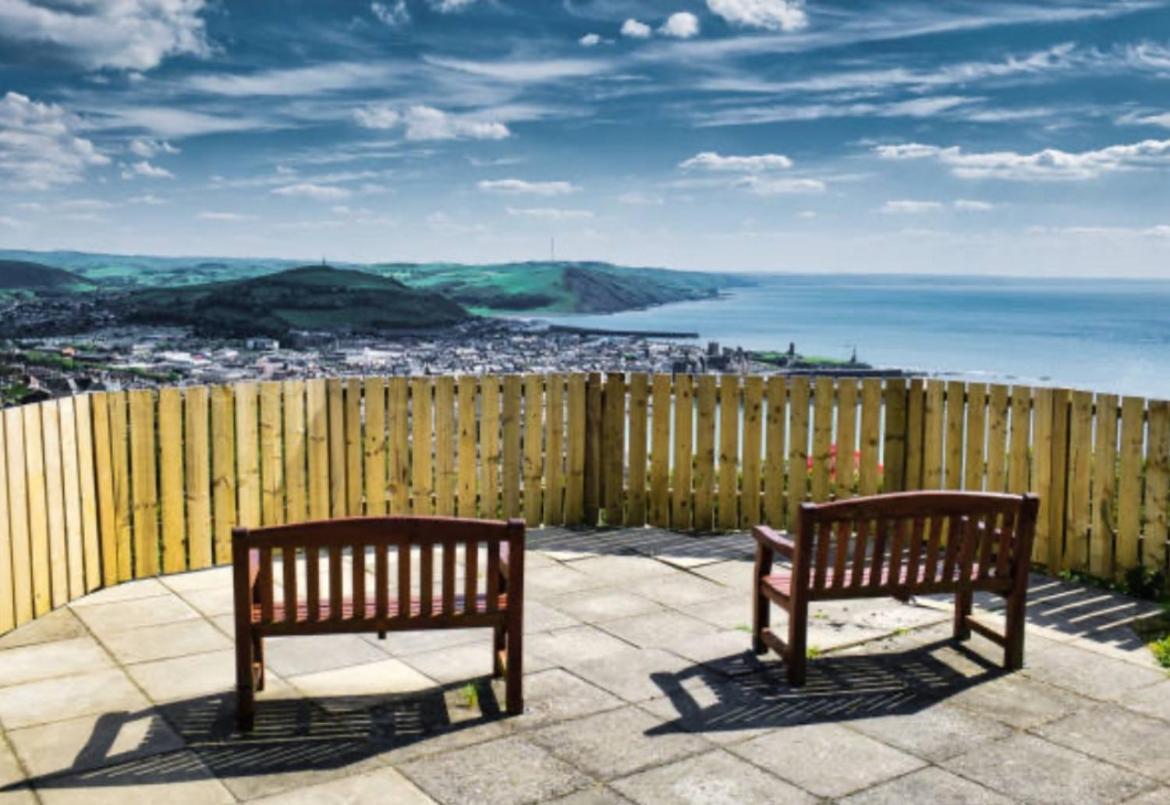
6, 677, 508, 793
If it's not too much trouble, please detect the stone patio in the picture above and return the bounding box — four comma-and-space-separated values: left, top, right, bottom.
0, 526, 1167, 804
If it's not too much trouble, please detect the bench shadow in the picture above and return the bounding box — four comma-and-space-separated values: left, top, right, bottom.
8, 677, 508, 793
647, 638, 1003, 737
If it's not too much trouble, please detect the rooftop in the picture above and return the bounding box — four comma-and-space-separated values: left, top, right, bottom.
0, 526, 1165, 804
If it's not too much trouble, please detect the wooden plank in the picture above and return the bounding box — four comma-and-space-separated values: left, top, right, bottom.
1090, 393, 1119, 579
108, 392, 133, 578
158, 387, 186, 573
363, 376, 387, 516
411, 377, 434, 516
210, 385, 236, 565
434, 376, 456, 515
128, 389, 159, 578
501, 375, 521, 519
457, 375, 478, 518
858, 379, 882, 496
944, 381, 966, 490
1065, 390, 1093, 572
234, 383, 261, 529
787, 377, 810, 526
1030, 387, 1055, 565
282, 380, 307, 525
810, 377, 833, 502
1047, 389, 1071, 571
5, 409, 31, 623
90, 393, 118, 587
344, 378, 362, 516
922, 380, 945, 490
0, 421, 10, 629
626, 373, 648, 527
326, 378, 346, 518
740, 375, 763, 528
305, 379, 329, 521
671, 375, 694, 530
602, 372, 624, 526
387, 378, 410, 514
963, 383, 987, 492
524, 374, 545, 526
184, 386, 212, 570
763, 377, 786, 528
1008, 387, 1032, 494
693, 374, 716, 530
985, 385, 1009, 493
1115, 396, 1145, 575
834, 380, 858, 501
74, 395, 101, 592
57, 398, 84, 600
563, 374, 585, 524
1145, 400, 1170, 573
717, 374, 739, 530
544, 373, 566, 525
904, 379, 925, 489
259, 381, 283, 526
479, 376, 501, 519
582, 373, 601, 524
882, 379, 907, 493
649, 374, 671, 527
40, 402, 67, 606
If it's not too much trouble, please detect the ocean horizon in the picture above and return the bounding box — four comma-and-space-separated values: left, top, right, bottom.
533, 273, 1170, 400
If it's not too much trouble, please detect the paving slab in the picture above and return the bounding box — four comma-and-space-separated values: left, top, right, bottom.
568, 646, 693, 703
1034, 703, 1170, 782
946, 673, 1088, 729
525, 564, 610, 597
65, 579, 171, 608
71, 594, 200, 636
1121, 680, 1170, 723
0, 608, 88, 651
839, 766, 1013, 805
546, 588, 664, 623
127, 648, 291, 704
611, 747, 814, 804
624, 573, 733, 608
541, 785, 631, 804
570, 555, 678, 585
522, 600, 581, 633
0, 734, 37, 804
0, 668, 148, 730
0, 637, 112, 689
506, 668, 624, 731
100, 619, 230, 666
846, 701, 1012, 762
248, 765, 436, 803
288, 658, 435, 703
32, 750, 234, 805
599, 611, 720, 649
943, 733, 1157, 805
7, 709, 184, 778
527, 625, 633, 667
1023, 640, 1166, 701
263, 633, 390, 678
690, 559, 754, 589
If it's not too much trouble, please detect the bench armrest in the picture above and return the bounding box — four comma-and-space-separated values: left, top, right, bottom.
753, 525, 795, 559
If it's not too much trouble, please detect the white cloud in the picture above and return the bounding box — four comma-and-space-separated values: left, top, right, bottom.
93, 105, 271, 137
60, 199, 114, 211
706, 0, 807, 31
122, 160, 174, 179
0, 216, 19, 227
0, 0, 210, 71
875, 139, 1170, 180
197, 211, 252, 221
737, 176, 825, 195
0, 92, 109, 189
881, 200, 942, 214
621, 19, 652, 39
694, 96, 972, 127
426, 211, 488, 236
617, 192, 664, 206
428, 0, 476, 12
128, 138, 179, 158
427, 55, 608, 82
954, 199, 994, 211
128, 194, 166, 205
186, 62, 392, 97
271, 182, 352, 200
506, 207, 594, 221
796, 210, 817, 219
354, 104, 510, 141
660, 12, 699, 39
478, 179, 579, 196
1028, 224, 1170, 239
680, 151, 793, 172
1121, 111, 1170, 129
371, 0, 409, 26
579, 33, 601, 47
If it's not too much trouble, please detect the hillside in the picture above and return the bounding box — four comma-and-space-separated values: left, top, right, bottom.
0, 260, 96, 293
117, 266, 471, 337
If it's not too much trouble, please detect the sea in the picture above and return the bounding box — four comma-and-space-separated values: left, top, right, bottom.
533, 274, 1170, 401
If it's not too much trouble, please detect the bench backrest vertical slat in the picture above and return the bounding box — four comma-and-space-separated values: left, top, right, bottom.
849, 517, 870, 588
259, 547, 274, 623
886, 517, 907, 588
375, 541, 389, 620
923, 516, 945, 584
465, 537, 479, 614
812, 520, 831, 590
328, 544, 343, 620
306, 546, 320, 622
868, 517, 891, 590
442, 538, 456, 615
486, 540, 500, 612
398, 542, 411, 618
282, 545, 297, 624
352, 542, 366, 620
975, 515, 996, 579
995, 510, 1016, 578
420, 543, 434, 617
942, 514, 963, 582
955, 515, 976, 585
831, 521, 849, 590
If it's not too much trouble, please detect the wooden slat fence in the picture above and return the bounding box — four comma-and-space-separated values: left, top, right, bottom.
0, 373, 1167, 636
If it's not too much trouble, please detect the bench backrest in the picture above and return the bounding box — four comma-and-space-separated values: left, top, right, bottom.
794, 492, 1039, 598
232, 516, 524, 629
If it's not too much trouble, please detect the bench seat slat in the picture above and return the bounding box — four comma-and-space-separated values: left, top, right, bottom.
253, 592, 509, 626
763, 562, 1011, 601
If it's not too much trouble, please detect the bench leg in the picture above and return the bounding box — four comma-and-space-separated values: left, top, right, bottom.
492, 624, 506, 678
954, 589, 973, 641
1003, 588, 1027, 671
236, 630, 255, 732
505, 617, 523, 715
252, 633, 266, 692
752, 583, 770, 655
786, 596, 808, 687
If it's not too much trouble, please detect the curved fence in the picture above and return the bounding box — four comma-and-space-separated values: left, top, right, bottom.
0, 373, 1166, 636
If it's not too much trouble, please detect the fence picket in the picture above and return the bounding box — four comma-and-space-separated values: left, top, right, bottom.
626, 373, 648, 526
185, 386, 212, 569
1090, 393, 1119, 578
1116, 397, 1144, 575
693, 375, 716, 530
810, 377, 833, 502
672, 375, 694, 530
649, 374, 671, 527
158, 387, 186, 572
741, 375, 763, 527
764, 377, 786, 528
717, 374, 739, 529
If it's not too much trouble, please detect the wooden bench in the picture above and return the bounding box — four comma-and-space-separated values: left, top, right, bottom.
232, 516, 525, 730
752, 491, 1039, 685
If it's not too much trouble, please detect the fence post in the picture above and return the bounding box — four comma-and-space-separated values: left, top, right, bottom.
583, 372, 601, 526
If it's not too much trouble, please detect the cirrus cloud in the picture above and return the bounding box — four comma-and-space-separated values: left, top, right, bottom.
478, 178, 579, 196
506, 207, 594, 221
354, 104, 510, 141
875, 139, 1170, 180
271, 182, 352, 200
880, 199, 942, 214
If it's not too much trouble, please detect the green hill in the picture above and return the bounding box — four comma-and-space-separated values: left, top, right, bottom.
118, 266, 472, 337
0, 260, 96, 293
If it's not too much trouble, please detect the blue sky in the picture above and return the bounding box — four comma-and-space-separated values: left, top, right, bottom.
0, 0, 1169, 275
